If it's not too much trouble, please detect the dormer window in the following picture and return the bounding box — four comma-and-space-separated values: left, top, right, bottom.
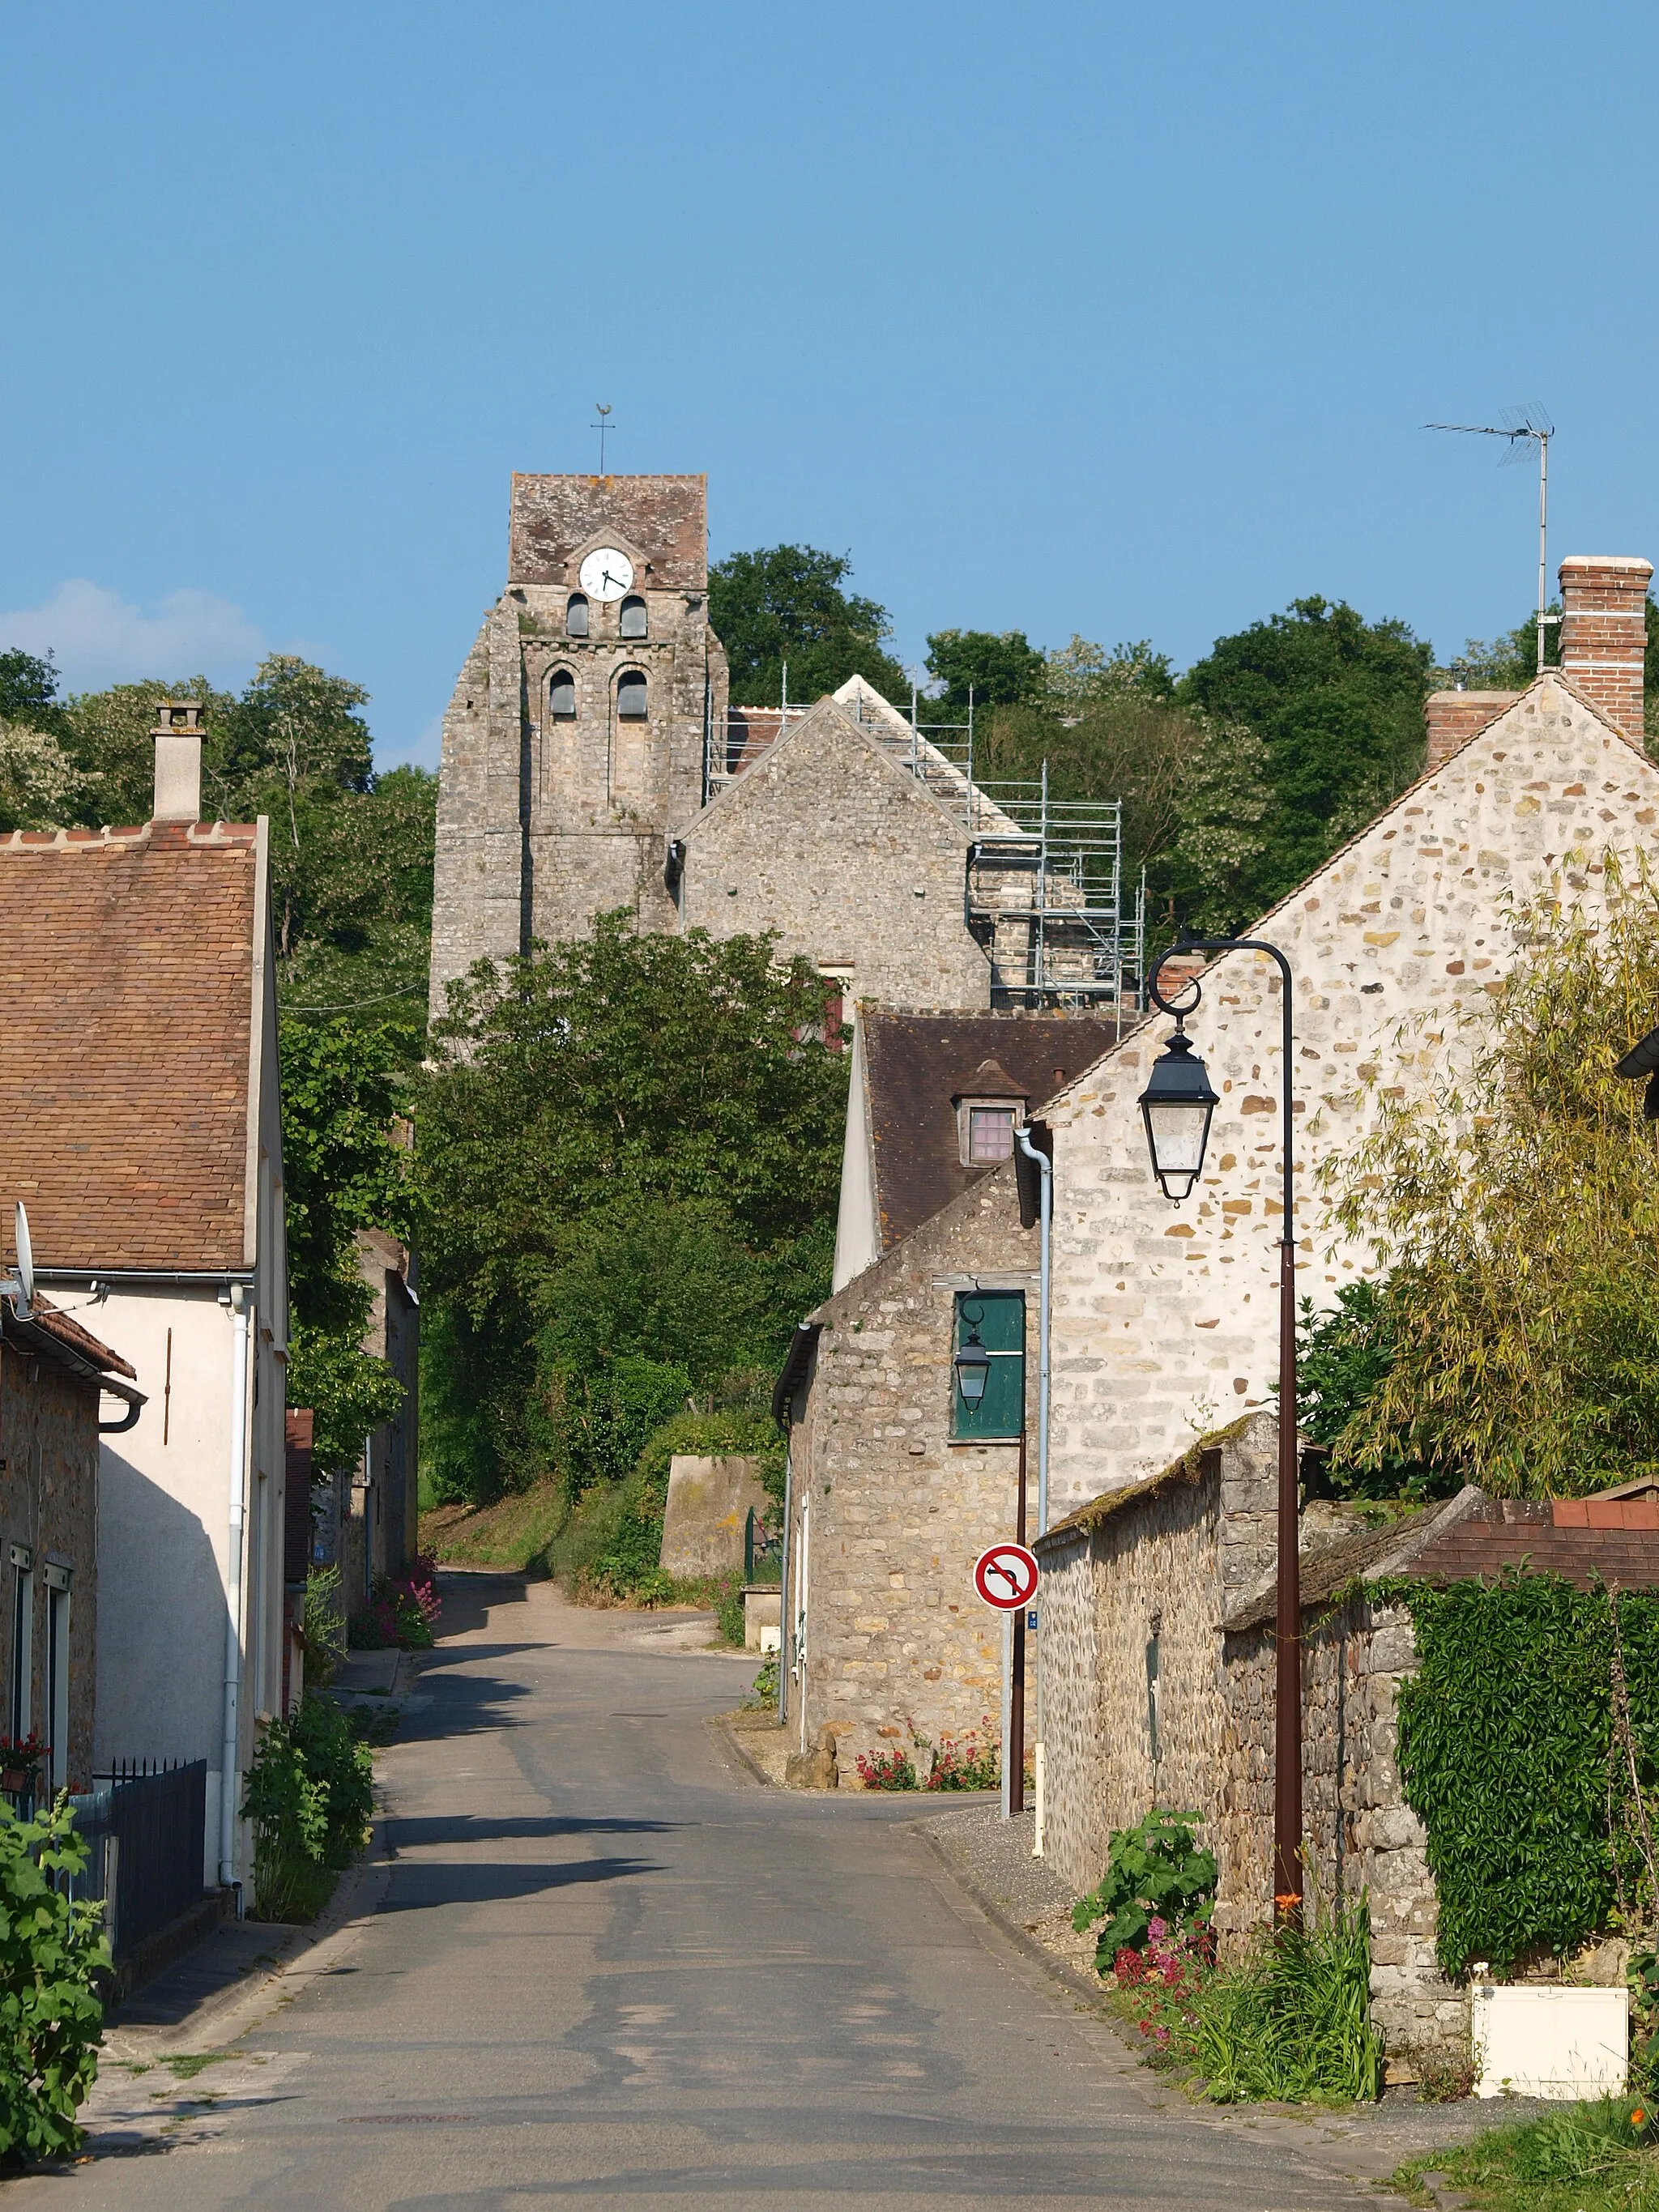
953, 1056, 1029, 1167
966, 1106, 1016, 1163
619, 595, 647, 639
548, 670, 577, 719
566, 594, 589, 637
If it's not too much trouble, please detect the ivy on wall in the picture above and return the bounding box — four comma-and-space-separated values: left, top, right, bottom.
1380, 1572, 1659, 1979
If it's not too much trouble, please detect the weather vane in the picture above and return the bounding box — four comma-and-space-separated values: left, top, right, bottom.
591, 403, 614, 475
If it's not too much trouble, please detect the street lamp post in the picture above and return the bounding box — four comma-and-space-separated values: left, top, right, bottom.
1139, 939, 1304, 1921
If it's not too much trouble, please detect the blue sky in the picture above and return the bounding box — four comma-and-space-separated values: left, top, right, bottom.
3, 2, 1656, 768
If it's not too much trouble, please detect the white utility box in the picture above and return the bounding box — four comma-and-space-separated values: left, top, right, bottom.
1472, 1984, 1629, 2099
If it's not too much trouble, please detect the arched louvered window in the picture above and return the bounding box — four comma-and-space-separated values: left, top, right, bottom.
619, 594, 647, 639
566, 594, 589, 637
548, 669, 577, 719
616, 671, 648, 721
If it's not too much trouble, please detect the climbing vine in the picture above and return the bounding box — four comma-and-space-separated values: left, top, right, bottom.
1379, 1572, 1659, 1978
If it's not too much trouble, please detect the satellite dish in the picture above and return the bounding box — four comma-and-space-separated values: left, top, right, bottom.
12, 1204, 32, 1319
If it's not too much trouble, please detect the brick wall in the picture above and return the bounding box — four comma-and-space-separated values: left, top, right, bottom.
1040, 675, 1659, 1516
1422, 691, 1520, 773
786, 1160, 1034, 1769
1559, 555, 1653, 739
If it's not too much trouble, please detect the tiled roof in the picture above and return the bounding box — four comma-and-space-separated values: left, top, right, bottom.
862, 1008, 1126, 1251
0, 821, 261, 1272
3, 1291, 137, 1380
1407, 1494, 1659, 1591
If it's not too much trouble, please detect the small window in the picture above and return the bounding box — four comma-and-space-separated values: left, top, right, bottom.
8, 1545, 32, 1744
45, 1570, 69, 1796
619, 595, 647, 639
616, 671, 648, 721
566, 594, 589, 637
967, 1106, 1017, 1163
548, 670, 577, 719
950, 1291, 1025, 1441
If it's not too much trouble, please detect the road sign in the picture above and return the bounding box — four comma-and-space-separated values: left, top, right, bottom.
974, 1543, 1038, 1611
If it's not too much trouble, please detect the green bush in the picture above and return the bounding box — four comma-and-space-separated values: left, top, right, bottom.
242, 1694, 374, 1920
303, 1564, 346, 1691
1192, 1898, 1381, 2104
0, 1798, 109, 2161
1382, 1575, 1659, 1977
546, 1405, 782, 1601
1073, 1810, 1217, 1967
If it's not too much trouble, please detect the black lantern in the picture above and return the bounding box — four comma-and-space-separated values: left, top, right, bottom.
1137, 1025, 1219, 1203
954, 1319, 992, 1406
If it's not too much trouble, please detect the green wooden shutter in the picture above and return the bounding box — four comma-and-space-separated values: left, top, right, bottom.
952, 1291, 1026, 1440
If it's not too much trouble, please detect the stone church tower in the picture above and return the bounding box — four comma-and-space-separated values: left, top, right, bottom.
429, 474, 728, 1007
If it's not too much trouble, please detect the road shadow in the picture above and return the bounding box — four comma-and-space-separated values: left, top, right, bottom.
378, 1855, 662, 1911
388, 1813, 680, 1849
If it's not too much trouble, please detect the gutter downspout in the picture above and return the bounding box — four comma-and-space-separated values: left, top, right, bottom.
220, 1285, 250, 1887
1016, 1125, 1052, 1854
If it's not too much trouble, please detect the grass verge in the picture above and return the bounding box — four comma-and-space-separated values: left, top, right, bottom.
1392, 2098, 1658, 2210
421, 1482, 567, 1571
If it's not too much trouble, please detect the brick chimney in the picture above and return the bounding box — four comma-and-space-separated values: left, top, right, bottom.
152, 699, 204, 825
1558, 556, 1653, 738
1423, 688, 1520, 775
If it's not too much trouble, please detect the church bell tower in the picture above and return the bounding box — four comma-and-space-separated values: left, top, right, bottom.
429, 473, 728, 1010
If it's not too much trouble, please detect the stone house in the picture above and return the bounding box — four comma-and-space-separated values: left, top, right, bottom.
777, 1009, 1121, 1773
1034, 1412, 1659, 2071
1031, 554, 1659, 1519
0, 1292, 142, 1796
0, 704, 290, 1888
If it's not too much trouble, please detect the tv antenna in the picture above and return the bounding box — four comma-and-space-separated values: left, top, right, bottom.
1425, 406, 1555, 673
591, 403, 614, 475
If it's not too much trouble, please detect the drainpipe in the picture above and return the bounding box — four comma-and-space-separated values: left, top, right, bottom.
220, 1286, 250, 1887
1016, 1126, 1052, 1853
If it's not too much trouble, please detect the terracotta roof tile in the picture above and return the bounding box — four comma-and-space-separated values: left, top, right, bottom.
0, 823, 260, 1271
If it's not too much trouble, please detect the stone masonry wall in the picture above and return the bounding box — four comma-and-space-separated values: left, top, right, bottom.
0, 1345, 99, 1789
1035, 1414, 1277, 1902
1219, 1600, 1460, 2071
787, 1160, 1034, 1770
1038, 676, 1659, 1515
682, 701, 994, 1012
430, 475, 727, 1012
1034, 1412, 1459, 2070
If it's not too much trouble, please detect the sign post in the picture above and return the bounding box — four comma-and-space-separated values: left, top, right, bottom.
973, 1530, 1038, 1820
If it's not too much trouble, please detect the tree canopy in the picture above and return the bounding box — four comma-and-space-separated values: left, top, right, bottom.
923, 629, 1045, 713
710, 544, 909, 706
1176, 596, 1434, 913
415, 914, 848, 1502
1326, 861, 1659, 1496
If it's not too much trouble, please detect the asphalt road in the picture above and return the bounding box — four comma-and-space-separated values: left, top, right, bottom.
16, 1574, 1367, 2211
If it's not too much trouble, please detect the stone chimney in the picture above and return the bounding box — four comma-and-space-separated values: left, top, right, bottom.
152, 700, 204, 824
1423, 688, 1520, 776
1558, 556, 1653, 738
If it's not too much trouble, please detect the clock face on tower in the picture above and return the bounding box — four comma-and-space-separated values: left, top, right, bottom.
578, 548, 635, 602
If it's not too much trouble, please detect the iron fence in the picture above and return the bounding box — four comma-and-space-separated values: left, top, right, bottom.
67, 1759, 208, 1958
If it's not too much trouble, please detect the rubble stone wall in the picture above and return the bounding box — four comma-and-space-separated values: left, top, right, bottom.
681, 704, 994, 1011
787, 1161, 1034, 1770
